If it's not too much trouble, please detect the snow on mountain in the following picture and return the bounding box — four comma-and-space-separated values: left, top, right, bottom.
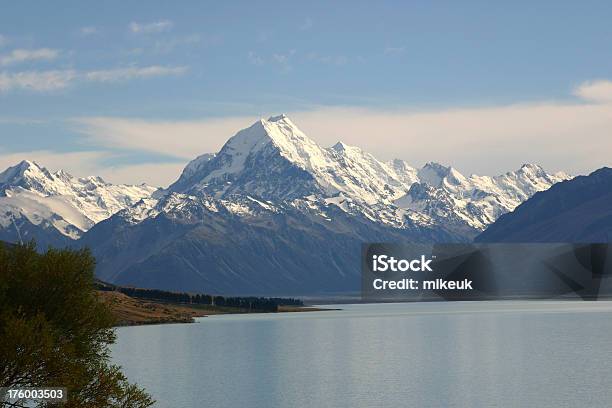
83, 184, 463, 292
75, 114, 573, 294
168, 115, 416, 205
0, 160, 158, 239
394, 162, 570, 229
476, 167, 612, 243
387, 159, 419, 186
0, 114, 570, 253
166, 114, 568, 232
174, 153, 216, 186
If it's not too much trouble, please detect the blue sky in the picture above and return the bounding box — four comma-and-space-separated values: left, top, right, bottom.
1, 1, 612, 186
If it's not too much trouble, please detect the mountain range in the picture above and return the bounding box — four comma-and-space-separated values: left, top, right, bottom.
0, 160, 157, 248
0, 115, 571, 294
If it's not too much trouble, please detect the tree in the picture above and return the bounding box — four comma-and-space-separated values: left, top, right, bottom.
0, 242, 154, 408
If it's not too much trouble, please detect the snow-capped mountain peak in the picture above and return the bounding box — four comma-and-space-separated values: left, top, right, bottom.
417, 162, 451, 187
0, 161, 158, 240
330, 141, 359, 153
169, 115, 419, 204
0, 160, 48, 187
395, 161, 571, 230
169, 115, 334, 199
217, 114, 333, 176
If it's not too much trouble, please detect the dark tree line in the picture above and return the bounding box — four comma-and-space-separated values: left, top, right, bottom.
96, 282, 303, 313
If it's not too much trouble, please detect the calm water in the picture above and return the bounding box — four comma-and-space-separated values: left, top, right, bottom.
112, 301, 612, 408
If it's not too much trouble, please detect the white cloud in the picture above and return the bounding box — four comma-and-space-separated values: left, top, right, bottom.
0, 65, 187, 93
271, 50, 295, 72
95, 162, 186, 187
80, 26, 98, 35
6, 79, 612, 186
0, 48, 60, 66
0, 70, 77, 92
0, 149, 182, 187
306, 52, 349, 65
72, 92, 612, 178
0, 34, 8, 47
84, 65, 187, 82
384, 46, 405, 56
247, 51, 264, 66
0, 150, 109, 177
250, 50, 348, 69
256, 30, 271, 43
129, 20, 173, 34
289, 103, 612, 176
573, 80, 612, 103
153, 34, 202, 53
71, 116, 257, 159
299, 18, 313, 31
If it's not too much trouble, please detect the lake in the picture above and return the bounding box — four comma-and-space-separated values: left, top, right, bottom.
112, 301, 612, 408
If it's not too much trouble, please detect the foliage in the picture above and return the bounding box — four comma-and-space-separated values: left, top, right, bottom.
0, 242, 154, 408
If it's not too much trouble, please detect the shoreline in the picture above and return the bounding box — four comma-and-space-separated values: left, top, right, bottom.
100, 291, 337, 327
105, 290, 612, 327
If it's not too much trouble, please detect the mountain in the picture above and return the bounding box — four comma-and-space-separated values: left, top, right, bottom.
0, 160, 158, 247
168, 115, 567, 233
476, 167, 612, 243
0, 116, 570, 294
169, 115, 413, 205
396, 162, 569, 230
81, 192, 460, 295
79, 115, 569, 295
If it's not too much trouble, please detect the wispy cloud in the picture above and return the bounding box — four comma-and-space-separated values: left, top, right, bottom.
272, 50, 296, 72
0, 150, 109, 177
129, 20, 173, 34
248, 50, 349, 69
299, 18, 313, 31
0, 48, 60, 66
256, 30, 271, 43
153, 34, 211, 53
95, 162, 185, 187
71, 116, 256, 159
0, 65, 187, 93
0, 149, 181, 187
384, 46, 405, 56
306, 52, 349, 66
247, 51, 264, 66
289, 103, 612, 176
573, 79, 612, 103
0, 35, 8, 48
0, 70, 76, 92
84, 65, 187, 82
79, 26, 98, 36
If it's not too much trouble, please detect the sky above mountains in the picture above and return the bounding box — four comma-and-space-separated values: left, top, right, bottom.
1, 1, 612, 186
